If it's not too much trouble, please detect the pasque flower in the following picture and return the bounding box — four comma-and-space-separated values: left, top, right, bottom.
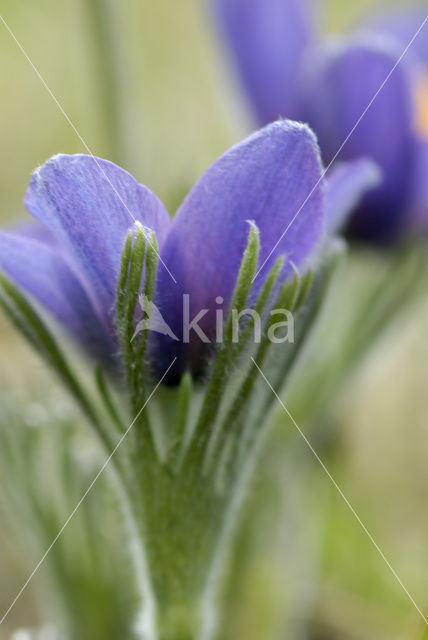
0, 121, 375, 383
212, 0, 428, 243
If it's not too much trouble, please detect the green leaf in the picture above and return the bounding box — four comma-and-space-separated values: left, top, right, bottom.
95, 365, 125, 434
207, 241, 344, 481
0, 274, 116, 452
116, 222, 160, 458
182, 224, 261, 468
135, 232, 159, 389
166, 371, 193, 469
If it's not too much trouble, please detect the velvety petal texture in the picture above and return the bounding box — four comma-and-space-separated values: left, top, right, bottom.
0, 231, 114, 363
10, 220, 59, 248
1, 124, 375, 384
153, 120, 325, 380
25, 154, 171, 329
212, 0, 313, 124
300, 37, 416, 242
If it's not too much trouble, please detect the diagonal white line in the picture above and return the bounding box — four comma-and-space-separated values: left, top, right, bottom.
0, 14, 177, 285
251, 357, 428, 627
253, 15, 428, 284
0, 357, 177, 627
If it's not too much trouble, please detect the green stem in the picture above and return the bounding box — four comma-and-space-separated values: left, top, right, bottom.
133, 458, 229, 640
85, 0, 125, 164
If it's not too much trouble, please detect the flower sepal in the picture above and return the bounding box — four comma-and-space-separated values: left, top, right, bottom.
111, 227, 344, 639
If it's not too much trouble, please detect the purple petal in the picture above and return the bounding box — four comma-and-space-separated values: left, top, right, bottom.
24, 154, 171, 329
153, 120, 325, 381
369, 8, 428, 68
9, 220, 58, 248
406, 137, 428, 232
325, 159, 382, 234
300, 36, 416, 242
211, 0, 313, 124
0, 231, 115, 363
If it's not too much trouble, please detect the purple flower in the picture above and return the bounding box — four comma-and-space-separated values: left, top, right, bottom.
212, 0, 428, 243
0, 121, 374, 382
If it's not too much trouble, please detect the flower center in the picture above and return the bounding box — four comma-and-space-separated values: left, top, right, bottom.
414, 72, 428, 135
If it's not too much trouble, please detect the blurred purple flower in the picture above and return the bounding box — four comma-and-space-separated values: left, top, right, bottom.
0, 121, 375, 381
212, 0, 428, 243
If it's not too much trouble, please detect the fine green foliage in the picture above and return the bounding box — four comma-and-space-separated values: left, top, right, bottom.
0, 227, 340, 640
0, 274, 102, 434
117, 222, 160, 411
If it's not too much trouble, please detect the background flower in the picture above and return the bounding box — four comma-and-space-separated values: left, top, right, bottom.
212, 0, 428, 242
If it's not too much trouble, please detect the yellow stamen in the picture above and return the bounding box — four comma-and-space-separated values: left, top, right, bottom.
414, 73, 428, 135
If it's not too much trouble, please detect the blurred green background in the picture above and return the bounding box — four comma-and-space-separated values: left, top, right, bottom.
1, 0, 428, 638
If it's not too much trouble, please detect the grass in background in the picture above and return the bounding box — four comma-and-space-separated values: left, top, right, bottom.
1, 0, 428, 638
